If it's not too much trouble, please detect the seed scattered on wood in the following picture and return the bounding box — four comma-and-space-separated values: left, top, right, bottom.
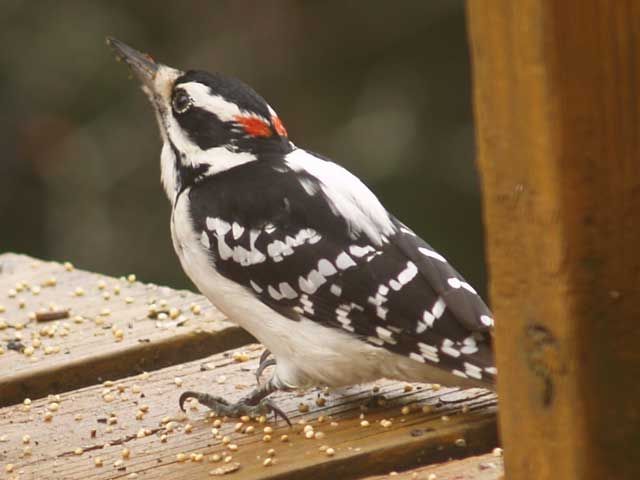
493, 447, 503, 457
114, 459, 124, 468
244, 426, 255, 434
74, 447, 83, 455
94, 457, 104, 467
263, 435, 272, 442
222, 435, 231, 445
174, 377, 183, 387
314, 431, 325, 439
114, 329, 124, 341
212, 419, 223, 428
431, 383, 441, 391
280, 434, 289, 442
74, 287, 85, 297
103, 394, 115, 403
263, 426, 273, 434
305, 431, 314, 439
228, 444, 238, 451
43, 412, 53, 422
127, 473, 138, 479
401, 406, 411, 415
184, 423, 193, 433
209, 454, 222, 463
441, 415, 450, 422
136, 428, 146, 438
404, 384, 414, 392
298, 403, 309, 413
23, 446, 32, 456
63, 262, 74, 272
455, 438, 467, 447
23, 346, 34, 356
380, 419, 393, 428
360, 420, 370, 427
325, 447, 335, 457
422, 405, 433, 414
428, 474, 438, 480
316, 397, 326, 407
48, 402, 60, 412
224, 455, 233, 463
263, 458, 273, 467
232, 351, 249, 362
209, 462, 240, 476
234, 422, 243, 432
176, 453, 187, 462
122, 448, 130, 459
6, 464, 15, 473
191, 304, 202, 315
100, 308, 111, 316
127, 274, 136, 283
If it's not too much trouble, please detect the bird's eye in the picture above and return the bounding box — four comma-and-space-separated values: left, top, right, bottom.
172, 90, 192, 114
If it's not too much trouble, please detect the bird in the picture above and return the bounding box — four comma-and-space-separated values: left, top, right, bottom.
107, 37, 496, 424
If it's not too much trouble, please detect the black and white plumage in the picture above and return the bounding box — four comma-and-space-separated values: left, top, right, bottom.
108, 38, 495, 416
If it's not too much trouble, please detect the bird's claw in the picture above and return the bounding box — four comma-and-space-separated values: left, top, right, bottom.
256, 350, 276, 385
179, 390, 291, 426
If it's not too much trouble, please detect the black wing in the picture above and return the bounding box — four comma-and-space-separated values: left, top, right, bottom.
187, 159, 495, 384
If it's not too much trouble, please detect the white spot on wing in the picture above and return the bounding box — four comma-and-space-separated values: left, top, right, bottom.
200, 231, 210, 249
418, 247, 447, 263
330, 284, 342, 296
335, 252, 356, 270
480, 315, 494, 327
232, 223, 245, 240
279, 282, 298, 299
432, 297, 446, 318
409, 352, 426, 363
317, 259, 337, 277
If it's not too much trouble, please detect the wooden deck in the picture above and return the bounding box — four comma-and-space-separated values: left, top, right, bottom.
0, 254, 501, 479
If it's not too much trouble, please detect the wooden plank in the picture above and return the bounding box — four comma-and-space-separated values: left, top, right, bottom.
0, 345, 497, 480
362, 452, 503, 480
0, 253, 252, 407
466, 1, 640, 479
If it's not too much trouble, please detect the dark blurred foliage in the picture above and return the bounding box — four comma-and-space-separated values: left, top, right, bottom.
0, 1, 487, 298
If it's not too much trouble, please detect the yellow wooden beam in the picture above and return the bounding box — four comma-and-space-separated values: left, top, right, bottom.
467, 1, 640, 478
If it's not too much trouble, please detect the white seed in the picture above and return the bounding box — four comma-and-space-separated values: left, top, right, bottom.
63, 262, 74, 271
360, 420, 370, 427
176, 452, 187, 462
184, 423, 193, 433
121, 448, 130, 459
127, 274, 136, 283
401, 406, 411, 415
280, 434, 289, 442
174, 377, 183, 387
6, 464, 15, 472
493, 447, 503, 457
48, 402, 60, 412
94, 457, 103, 467
74, 447, 83, 455
263, 457, 273, 467
325, 447, 335, 457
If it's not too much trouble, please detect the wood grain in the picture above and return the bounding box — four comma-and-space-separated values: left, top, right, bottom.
467, 1, 640, 478
362, 452, 503, 480
0, 345, 497, 480
0, 253, 252, 407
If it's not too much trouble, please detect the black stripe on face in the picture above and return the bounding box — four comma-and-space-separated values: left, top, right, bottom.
174, 106, 234, 150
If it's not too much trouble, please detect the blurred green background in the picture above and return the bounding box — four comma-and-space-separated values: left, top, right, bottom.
0, 1, 487, 298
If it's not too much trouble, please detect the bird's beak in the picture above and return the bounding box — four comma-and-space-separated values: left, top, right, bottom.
106, 37, 158, 89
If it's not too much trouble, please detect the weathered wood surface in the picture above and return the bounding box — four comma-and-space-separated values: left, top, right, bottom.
363, 452, 503, 479
0, 345, 497, 480
0, 253, 251, 407
467, 1, 640, 479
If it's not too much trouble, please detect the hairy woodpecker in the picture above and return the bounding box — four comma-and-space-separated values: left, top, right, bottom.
107, 38, 496, 423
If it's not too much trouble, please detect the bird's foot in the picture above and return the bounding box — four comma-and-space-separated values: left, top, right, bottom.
179, 390, 291, 426
256, 349, 276, 385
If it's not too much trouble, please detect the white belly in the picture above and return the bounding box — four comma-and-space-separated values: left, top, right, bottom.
170, 193, 485, 390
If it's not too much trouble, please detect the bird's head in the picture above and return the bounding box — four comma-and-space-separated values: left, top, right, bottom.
107, 37, 291, 197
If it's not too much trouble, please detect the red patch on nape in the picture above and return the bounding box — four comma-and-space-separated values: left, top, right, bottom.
272, 115, 288, 137
234, 115, 273, 138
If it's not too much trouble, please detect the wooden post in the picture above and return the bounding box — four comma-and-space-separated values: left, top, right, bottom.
466, 2, 640, 479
